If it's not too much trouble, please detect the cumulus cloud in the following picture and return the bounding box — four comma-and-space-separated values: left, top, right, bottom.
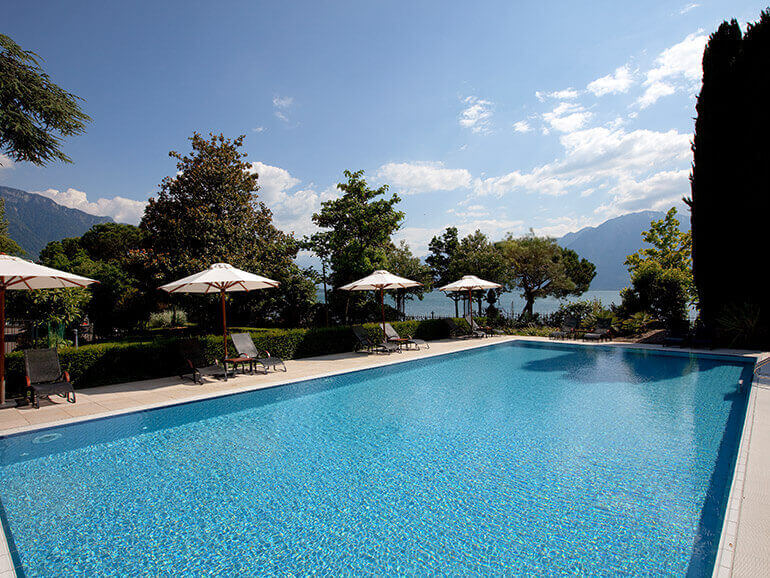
459, 96, 493, 134
542, 102, 593, 133
376, 162, 472, 194
638, 32, 707, 108
596, 169, 691, 217
587, 65, 634, 96
249, 161, 336, 236
0, 154, 13, 171
513, 120, 532, 133
31, 188, 148, 224
473, 126, 691, 198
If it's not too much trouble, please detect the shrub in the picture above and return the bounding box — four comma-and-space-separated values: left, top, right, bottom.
148, 309, 188, 328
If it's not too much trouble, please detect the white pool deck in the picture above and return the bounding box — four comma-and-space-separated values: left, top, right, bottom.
0, 335, 767, 577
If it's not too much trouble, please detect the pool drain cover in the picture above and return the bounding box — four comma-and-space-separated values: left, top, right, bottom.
32, 433, 62, 444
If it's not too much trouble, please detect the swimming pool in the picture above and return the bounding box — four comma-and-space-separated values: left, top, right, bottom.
0, 341, 753, 576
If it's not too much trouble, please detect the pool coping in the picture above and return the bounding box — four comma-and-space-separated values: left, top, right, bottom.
0, 336, 765, 577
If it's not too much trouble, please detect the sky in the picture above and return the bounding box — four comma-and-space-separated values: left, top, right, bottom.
1, 0, 764, 262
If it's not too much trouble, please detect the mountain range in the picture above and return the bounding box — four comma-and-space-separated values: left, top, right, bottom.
1, 186, 112, 258
2, 185, 685, 290
559, 209, 690, 290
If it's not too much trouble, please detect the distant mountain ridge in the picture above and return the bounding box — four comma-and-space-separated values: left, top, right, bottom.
558, 210, 690, 290
1, 186, 112, 258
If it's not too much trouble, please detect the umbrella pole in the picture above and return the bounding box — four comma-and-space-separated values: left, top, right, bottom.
380, 288, 386, 340
220, 289, 228, 358
468, 288, 473, 331
0, 285, 5, 405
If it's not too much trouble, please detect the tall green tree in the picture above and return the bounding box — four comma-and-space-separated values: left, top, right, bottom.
497, 233, 595, 317
141, 133, 316, 327
310, 169, 404, 322
0, 34, 90, 166
35, 224, 148, 336
689, 10, 770, 344
384, 240, 432, 316
452, 231, 507, 315
426, 227, 464, 316
619, 208, 692, 329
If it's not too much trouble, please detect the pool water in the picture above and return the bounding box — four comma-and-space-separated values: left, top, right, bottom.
0, 342, 753, 576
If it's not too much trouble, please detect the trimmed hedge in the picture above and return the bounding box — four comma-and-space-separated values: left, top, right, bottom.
3, 319, 451, 396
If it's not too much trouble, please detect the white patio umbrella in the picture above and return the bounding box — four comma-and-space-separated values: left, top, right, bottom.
0, 254, 98, 405
159, 263, 279, 358
339, 270, 422, 337
439, 275, 502, 330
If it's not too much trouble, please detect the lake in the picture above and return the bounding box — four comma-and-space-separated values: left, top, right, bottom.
316, 287, 622, 318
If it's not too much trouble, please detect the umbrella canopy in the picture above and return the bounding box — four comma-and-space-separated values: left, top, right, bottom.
159, 262, 280, 293
339, 270, 422, 337
0, 254, 98, 405
159, 263, 279, 358
439, 275, 502, 329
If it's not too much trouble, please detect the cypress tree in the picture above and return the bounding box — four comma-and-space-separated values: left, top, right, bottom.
690, 11, 770, 344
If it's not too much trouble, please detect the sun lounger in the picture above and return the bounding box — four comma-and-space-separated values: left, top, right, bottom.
178, 338, 231, 383
550, 317, 577, 340
384, 323, 429, 350
230, 333, 287, 373
465, 315, 503, 336
446, 317, 483, 339
24, 348, 76, 408
352, 325, 399, 354
583, 319, 612, 342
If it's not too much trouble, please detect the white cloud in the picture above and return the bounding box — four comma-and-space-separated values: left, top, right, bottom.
637, 32, 707, 108
31, 188, 148, 224
272, 95, 294, 122
638, 81, 676, 108
473, 126, 691, 199
249, 161, 337, 236
534, 215, 601, 238
680, 2, 700, 15
252, 126, 266, 133
596, 169, 691, 217
459, 96, 493, 134
273, 95, 293, 108
542, 102, 593, 133
0, 154, 13, 171
536, 88, 580, 101
513, 120, 532, 133
395, 217, 525, 256
587, 65, 634, 96
376, 161, 472, 194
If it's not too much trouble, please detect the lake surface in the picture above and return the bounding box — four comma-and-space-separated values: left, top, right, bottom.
317, 287, 622, 318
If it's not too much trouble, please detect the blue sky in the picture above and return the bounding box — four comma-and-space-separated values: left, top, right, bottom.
1, 0, 763, 259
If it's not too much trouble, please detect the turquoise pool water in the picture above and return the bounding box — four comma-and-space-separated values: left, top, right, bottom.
0, 342, 753, 576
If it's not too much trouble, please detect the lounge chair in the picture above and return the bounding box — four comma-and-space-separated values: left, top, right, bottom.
230, 332, 287, 373
550, 316, 577, 340
384, 323, 429, 350
178, 338, 231, 383
465, 315, 504, 336
24, 348, 76, 409
446, 317, 483, 339
352, 325, 399, 354
583, 319, 612, 342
